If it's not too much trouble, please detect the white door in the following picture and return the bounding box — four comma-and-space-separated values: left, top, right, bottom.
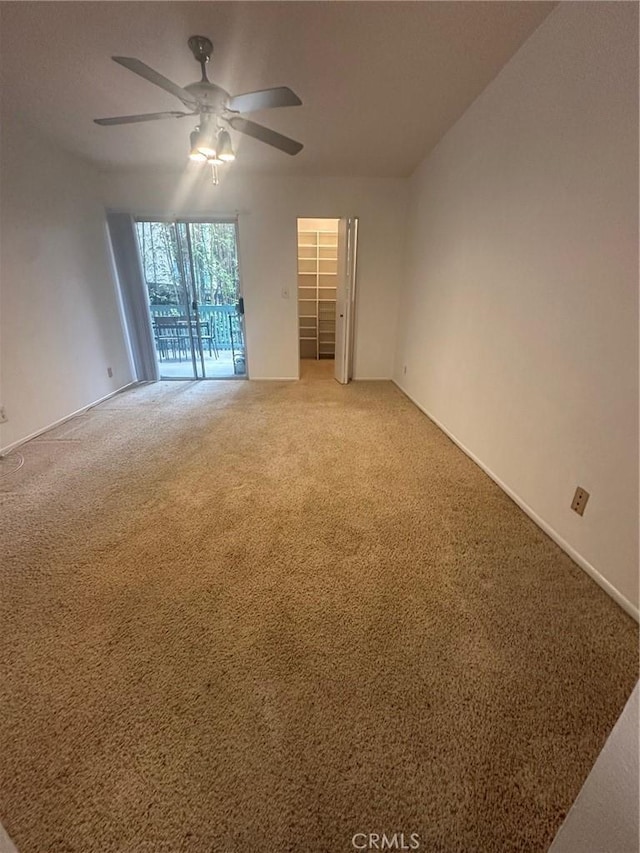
334, 217, 359, 384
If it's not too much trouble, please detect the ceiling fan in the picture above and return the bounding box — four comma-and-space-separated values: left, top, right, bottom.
94, 35, 303, 166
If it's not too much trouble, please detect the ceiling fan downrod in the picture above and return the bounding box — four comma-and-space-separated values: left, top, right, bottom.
188, 35, 213, 83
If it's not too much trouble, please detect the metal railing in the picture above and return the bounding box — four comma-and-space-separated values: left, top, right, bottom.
149, 304, 241, 351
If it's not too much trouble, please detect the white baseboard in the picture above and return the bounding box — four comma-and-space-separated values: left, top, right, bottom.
250, 376, 297, 381
393, 380, 639, 623
0, 381, 139, 458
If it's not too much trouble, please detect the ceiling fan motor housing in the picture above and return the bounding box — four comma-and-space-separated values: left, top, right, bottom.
183, 81, 229, 113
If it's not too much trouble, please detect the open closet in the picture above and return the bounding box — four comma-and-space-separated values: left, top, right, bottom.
297, 218, 339, 360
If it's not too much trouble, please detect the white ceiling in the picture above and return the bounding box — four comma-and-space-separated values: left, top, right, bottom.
0, 1, 555, 177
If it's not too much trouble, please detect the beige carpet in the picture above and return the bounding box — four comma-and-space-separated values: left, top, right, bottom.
0, 376, 637, 853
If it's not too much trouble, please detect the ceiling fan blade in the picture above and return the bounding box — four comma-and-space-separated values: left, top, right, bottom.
227, 117, 303, 156
112, 56, 197, 108
94, 111, 194, 126
227, 86, 302, 114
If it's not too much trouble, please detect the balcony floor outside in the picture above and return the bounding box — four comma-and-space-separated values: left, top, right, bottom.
157, 351, 245, 379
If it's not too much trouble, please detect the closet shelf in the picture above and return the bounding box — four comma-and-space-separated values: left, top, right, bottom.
297, 225, 338, 360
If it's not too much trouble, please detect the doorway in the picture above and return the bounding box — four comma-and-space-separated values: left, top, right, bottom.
297, 218, 338, 381
296, 217, 358, 383
135, 220, 246, 379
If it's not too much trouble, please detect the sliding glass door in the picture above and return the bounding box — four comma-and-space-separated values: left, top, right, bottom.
135, 219, 246, 379
185, 222, 246, 378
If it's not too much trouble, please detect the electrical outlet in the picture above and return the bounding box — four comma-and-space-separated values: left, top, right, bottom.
0, 406, 6, 423
281, 287, 290, 299
107, 367, 113, 378
571, 486, 590, 516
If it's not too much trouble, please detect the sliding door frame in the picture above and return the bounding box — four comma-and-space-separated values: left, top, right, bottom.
134, 215, 248, 380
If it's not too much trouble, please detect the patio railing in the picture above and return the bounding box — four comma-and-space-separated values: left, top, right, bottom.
149, 304, 242, 352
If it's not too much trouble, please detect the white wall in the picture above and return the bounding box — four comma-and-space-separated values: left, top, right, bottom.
0, 820, 17, 853
548, 682, 639, 853
101, 170, 407, 380
394, 3, 639, 611
0, 118, 134, 451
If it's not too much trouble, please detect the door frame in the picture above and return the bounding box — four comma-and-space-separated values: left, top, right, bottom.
295, 216, 358, 381
337, 216, 359, 384
134, 215, 248, 380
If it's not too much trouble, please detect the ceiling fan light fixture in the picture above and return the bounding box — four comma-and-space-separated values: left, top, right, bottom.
217, 129, 235, 162
190, 120, 219, 159
189, 129, 207, 161
198, 143, 217, 158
